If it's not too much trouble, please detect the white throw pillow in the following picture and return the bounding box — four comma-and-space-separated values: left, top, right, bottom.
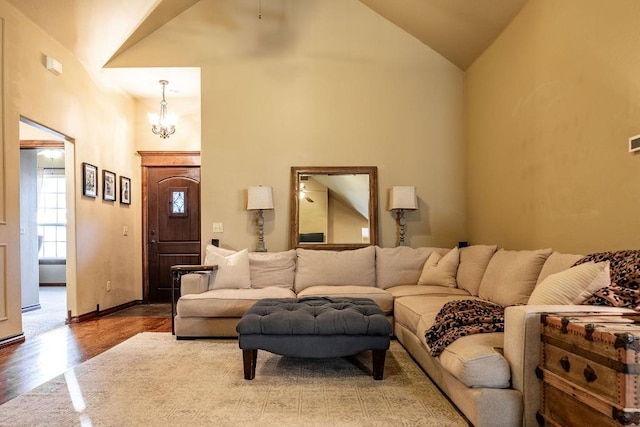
417, 247, 459, 288
528, 261, 611, 305
204, 244, 236, 265
208, 249, 251, 290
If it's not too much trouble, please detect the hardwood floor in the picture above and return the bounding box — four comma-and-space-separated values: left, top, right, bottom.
0, 313, 171, 405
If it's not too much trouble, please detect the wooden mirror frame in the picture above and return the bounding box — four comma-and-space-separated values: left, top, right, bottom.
289, 166, 378, 250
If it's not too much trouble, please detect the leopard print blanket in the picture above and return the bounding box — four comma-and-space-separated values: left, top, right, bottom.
575, 250, 640, 310
425, 299, 504, 357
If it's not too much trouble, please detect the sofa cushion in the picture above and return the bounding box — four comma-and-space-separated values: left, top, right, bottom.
177, 287, 296, 317
294, 246, 376, 292
456, 245, 498, 295
436, 333, 510, 389
394, 295, 481, 335
478, 248, 552, 306
528, 261, 611, 305
207, 249, 252, 290
247, 250, 296, 289
386, 285, 470, 299
411, 308, 510, 389
418, 247, 459, 287
296, 285, 394, 314
375, 246, 444, 289
536, 251, 584, 285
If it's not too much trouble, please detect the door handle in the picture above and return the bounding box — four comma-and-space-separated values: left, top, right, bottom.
149, 240, 156, 244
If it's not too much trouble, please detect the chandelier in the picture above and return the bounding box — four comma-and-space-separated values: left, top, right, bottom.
148, 80, 177, 139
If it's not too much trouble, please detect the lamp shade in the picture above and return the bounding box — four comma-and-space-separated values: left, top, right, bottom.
389, 186, 417, 210
247, 186, 274, 210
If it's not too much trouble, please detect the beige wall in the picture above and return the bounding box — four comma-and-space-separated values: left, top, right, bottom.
466, 0, 640, 253
0, 0, 141, 340
200, 0, 466, 251
112, 0, 467, 252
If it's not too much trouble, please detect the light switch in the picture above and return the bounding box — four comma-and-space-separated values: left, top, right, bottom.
122, 226, 128, 236
212, 223, 224, 233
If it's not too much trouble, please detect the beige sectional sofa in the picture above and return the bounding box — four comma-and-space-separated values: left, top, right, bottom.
175, 244, 631, 427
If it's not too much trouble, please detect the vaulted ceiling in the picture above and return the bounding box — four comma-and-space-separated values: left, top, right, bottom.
8, 0, 527, 101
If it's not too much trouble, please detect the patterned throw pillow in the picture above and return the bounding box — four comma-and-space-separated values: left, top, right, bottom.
574, 250, 640, 310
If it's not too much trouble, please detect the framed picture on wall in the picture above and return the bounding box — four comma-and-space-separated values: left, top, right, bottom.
82, 162, 98, 198
103, 170, 116, 201
120, 176, 131, 205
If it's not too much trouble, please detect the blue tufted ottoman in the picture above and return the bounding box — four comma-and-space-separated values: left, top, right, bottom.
236, 297, 392, 380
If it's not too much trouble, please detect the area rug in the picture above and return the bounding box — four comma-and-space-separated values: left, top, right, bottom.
0, 333, 466, 426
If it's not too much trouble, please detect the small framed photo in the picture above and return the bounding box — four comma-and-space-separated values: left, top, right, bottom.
82, 162, 98, 198
102, 170, 116, 202
120, 176, 131, 205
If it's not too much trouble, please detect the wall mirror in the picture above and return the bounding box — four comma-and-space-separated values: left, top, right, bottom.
289, 166, 378, 250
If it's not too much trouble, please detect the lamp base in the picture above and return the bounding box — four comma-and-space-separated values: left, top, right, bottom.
256, 245, 267, 253
256, 209, 268, 252
396, 209, 407, 247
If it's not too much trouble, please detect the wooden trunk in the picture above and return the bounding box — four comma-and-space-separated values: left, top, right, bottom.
537, 313, 640, 427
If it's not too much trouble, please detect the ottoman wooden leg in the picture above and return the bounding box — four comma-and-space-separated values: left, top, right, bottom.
372, 349, 386, 380
243, 349, 257, 380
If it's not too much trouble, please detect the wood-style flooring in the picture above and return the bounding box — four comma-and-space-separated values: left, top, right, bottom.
0, 308, 171, 405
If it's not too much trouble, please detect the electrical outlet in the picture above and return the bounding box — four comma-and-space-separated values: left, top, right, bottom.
212, 223, 224, 233
106, 281, 111, 292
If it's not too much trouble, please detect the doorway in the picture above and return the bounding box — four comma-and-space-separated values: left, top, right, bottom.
19, 118, 73, 337
139, 152, 201, 302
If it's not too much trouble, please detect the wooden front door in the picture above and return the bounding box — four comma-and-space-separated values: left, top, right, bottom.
145, 164, 201, 302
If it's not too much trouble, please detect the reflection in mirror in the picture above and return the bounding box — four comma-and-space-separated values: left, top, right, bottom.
290, 166, 378, 250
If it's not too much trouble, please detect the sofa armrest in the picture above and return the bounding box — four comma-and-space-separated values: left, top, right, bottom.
504, 304, 634, 427
180, 272, 212, 296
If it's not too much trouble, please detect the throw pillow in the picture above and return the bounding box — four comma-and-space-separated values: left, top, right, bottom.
208, 248, 251, 290
204, 244, 236, 265
478, 248, 552, 306
417, 247, 459, 288
375, 246, 443, 289
528, 261, 611, 305
456, 245, 498, 295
